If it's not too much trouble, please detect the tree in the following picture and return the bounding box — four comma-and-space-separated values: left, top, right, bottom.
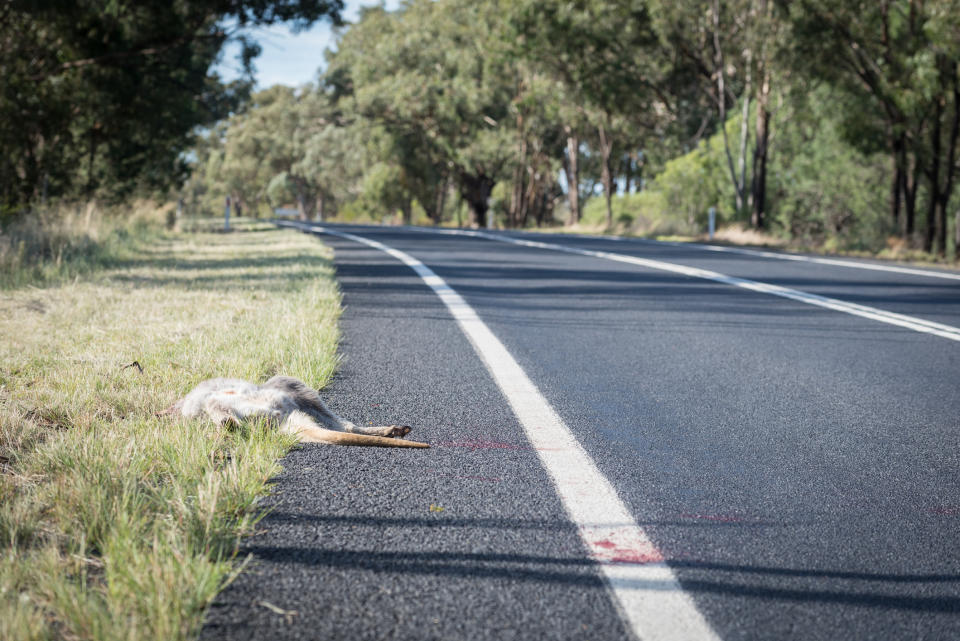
324, 0, 516, 227
508, 0, 670, 228
0, 0, 342, 213
651, 0, 768, 224
787, 0, 960, 255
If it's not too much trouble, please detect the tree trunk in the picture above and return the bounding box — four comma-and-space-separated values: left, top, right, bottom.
317, 192, 325, 222
738, 73, 752, 211
636, 151, 645, 192
622, 154, 632, 195
712, 0, 747, 215
924, 84, 944, 254
563, 132, 581, 226
900, 144, 919, 238
510, 113, 528, 229
955, 208, 960, 262
296, 194, 307, 221
924, 187, 937, 254
935, 193, 948, 257
598, 122, 614, 228
890, 133, 904, 230
937, 60, 960, 258
433, 178, 447, 225
520, 167, 534, 229
751, 68, 770, 229
459, 172, 495, 228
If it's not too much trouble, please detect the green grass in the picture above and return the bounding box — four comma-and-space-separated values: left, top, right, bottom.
0, 215, 341, 640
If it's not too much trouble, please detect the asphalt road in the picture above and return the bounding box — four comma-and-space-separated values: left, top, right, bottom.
201, 223, 960, 641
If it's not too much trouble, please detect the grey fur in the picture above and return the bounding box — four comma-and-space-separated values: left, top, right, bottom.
162, 375, 424, 447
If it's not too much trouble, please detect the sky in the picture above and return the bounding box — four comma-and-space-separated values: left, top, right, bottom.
216, 1, 401, 89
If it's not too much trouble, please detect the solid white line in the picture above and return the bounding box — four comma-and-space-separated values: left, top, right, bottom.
288, 222, 721, 641
680, 240, 960, 282
500, 230, 960, 281
434, 229, 960, 343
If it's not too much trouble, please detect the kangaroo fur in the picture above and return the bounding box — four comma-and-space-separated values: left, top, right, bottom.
161, 375, 429, 448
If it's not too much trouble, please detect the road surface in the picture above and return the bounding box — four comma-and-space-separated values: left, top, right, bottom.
201, 223, 960, 641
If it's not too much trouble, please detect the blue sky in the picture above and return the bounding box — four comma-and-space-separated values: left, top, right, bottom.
216, 1, 401, 89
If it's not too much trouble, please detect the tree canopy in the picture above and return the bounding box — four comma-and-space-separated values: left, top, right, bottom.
0, 0, 342, 214
8, 0, 960, 258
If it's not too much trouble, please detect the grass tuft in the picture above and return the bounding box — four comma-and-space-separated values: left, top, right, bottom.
0, 214, 339, 640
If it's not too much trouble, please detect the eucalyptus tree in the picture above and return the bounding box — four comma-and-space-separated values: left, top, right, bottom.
507, 0, 669, 228
325, 0, 516, 227
185, 122, 228, 216
786, 0, 960, 255
297, 117, 365, 220
502, 64, 568, 227
0, 0, 342, 213
649, 0, 769, 223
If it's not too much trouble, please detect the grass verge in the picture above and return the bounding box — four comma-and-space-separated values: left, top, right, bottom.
0, 219, 340, 640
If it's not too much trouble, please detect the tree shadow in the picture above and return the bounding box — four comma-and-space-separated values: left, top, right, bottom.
243, 509, 960, 614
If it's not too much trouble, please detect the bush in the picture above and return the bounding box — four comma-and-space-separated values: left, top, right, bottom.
768, 87, 892, 251
581, 191, 699, 235
0, 201, 169, 288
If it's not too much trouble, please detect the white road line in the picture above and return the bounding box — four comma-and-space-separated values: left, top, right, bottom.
288, 222, 721, 641
667, 239, 960, 282
433, 229, 960, 343
490, 230, 960, 281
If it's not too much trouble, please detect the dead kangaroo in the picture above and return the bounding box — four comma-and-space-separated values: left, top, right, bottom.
161, 375, 429, 448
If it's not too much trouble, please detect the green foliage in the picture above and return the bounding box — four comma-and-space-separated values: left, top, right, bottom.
176, 0, 958, 256
327, 0, 519, 225
581, 191, 682, 234
655, 140, 731, 228
587, 86, 893, 250
769, 87, 891, 250
0, 1, 342, 212
785, 0, 960, 255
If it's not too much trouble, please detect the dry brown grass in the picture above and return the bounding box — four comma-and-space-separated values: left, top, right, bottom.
0, 220, 340, 641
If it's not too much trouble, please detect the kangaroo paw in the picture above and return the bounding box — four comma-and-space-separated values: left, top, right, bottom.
384, 425, 412, 438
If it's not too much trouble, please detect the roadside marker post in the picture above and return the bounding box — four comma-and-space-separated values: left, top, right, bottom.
708, 206, 716, 240
224, 195, 231, 231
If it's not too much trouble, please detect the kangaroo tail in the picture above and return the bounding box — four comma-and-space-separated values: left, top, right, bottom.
283, 417, 428, 448
310, 431, 430, 448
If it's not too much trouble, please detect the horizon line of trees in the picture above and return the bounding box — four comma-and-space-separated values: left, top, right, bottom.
3, 1, 959, 258
0, 0, 343, 218
190, 0, 960, 257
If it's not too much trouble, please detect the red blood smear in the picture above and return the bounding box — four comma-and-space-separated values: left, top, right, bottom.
930, 506, 960, 516
439, 439, 531, 450
592, 539, 664, 564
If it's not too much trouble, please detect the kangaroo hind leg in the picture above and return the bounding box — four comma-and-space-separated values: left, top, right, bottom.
281, 411, 428, 448
347, 424, 413, 438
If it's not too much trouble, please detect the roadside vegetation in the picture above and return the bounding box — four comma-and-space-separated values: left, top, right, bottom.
179, 1, 960, 261
0, 207, 340, 640
5, 2, 958, 260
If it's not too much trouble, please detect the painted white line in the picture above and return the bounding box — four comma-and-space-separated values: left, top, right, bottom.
679, 240, 960, 282
491, 230, 960, 281
432, 229, 960, 343
285, 221, 721, 641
